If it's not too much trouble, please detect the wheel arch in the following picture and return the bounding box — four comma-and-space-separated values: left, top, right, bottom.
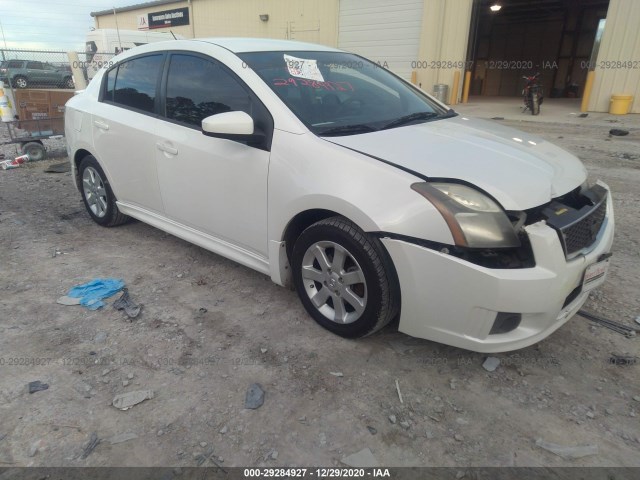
271, 206, 399, 299
73, 149, 94, 189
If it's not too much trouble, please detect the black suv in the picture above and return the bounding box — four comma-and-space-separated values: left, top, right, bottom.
0, 60, 74, 89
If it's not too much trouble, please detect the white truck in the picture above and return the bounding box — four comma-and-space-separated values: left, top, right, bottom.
83, 29, 184, 80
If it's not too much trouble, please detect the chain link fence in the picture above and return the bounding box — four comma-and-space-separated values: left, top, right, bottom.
0, 48, 116, 90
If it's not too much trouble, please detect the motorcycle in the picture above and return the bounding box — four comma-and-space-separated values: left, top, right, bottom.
522, 72, 543, 115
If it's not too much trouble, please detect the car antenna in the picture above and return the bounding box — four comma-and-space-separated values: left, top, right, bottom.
170, 30, 177, 40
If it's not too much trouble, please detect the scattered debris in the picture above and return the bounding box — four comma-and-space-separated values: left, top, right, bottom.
44, 162, 71, 173
482, 357, 501, 372
107, 432, 137, 445
28, 381, 49, 394
81, 432, 100, 459
491, 117, 505, 120
56, 295, 81, 306
535, 438, 598, 459
341, 448, 379, 468
260, 348, 268, 354
366, 426, 377, 435
609, 354, 638, 366
67, 278, 125, 310
112, 390, 154, 410
1, 155, 29, 170
609, 129, 629, 136
244, 383, 265, 409
195, 447, 226, 471
578, 113, 588, 118
395, 379, 403, 404
112, 288, 142, 319
329, 371, 343, 377
388, 414, 397, 424
580, 309, 637, 337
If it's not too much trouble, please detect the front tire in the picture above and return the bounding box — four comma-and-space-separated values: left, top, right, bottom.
79, 155, 129, 227
291, 216, 399, 338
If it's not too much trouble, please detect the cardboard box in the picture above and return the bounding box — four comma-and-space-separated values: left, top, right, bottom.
15, 89, 73, 121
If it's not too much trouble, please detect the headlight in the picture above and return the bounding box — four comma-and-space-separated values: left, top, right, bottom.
411, 182, 520, 248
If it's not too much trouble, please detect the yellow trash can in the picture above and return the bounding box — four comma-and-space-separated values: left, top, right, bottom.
609, 94, 633, 115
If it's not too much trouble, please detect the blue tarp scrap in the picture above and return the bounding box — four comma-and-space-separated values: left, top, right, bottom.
68, 278, 125, 310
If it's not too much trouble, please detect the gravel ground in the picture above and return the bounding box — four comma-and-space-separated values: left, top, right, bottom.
0, 119, 638, 468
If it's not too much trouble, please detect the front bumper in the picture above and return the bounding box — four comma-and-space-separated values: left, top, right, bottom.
382, 186, 615, 353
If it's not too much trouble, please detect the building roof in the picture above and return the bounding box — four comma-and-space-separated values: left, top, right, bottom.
195, 37, 341, 53
91, 0, 185, 17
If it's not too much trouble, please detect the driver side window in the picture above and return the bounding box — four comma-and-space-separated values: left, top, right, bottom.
164, 54, 252, 128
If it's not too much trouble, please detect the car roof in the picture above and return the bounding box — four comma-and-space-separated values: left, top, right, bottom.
193, 37, 342, 53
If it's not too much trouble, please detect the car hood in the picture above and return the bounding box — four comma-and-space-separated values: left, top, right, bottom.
326, 116, 587, 210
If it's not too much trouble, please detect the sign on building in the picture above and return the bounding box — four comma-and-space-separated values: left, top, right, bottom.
137, 14, 149, 30
148, 7, 190, 29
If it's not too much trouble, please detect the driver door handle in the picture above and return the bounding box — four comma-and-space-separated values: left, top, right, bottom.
93, 120, 109, 131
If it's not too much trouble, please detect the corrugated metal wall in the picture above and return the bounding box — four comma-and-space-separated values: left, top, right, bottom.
95, 0, 339, 47
588, 0, 640, 113
416, 0, 473, 102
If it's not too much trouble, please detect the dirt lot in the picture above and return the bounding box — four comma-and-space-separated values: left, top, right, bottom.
0, 119, 639, 468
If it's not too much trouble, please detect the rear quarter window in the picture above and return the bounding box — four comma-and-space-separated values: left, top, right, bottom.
102, 54, 164, 113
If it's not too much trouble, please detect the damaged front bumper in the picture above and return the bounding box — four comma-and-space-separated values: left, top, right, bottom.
381, 184, 615, 353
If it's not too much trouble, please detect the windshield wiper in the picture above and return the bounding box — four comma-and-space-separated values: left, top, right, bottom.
381, 111, 451, 130
318, 124, 377, 137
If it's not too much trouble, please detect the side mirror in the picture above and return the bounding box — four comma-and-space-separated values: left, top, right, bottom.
201, 111, 264, 144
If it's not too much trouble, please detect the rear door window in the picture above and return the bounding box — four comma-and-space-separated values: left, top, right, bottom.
103, 54, 164, 113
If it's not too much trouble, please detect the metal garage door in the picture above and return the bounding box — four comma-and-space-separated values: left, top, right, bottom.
338, 0, 424, 80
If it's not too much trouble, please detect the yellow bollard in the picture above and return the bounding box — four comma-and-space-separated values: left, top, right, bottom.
450, 70, 460, 105
581, 71, 595, 113
462, 71, 471, 103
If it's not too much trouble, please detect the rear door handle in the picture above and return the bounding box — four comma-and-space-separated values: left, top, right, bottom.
93, 120, 109, 130
156, 142, 178, 155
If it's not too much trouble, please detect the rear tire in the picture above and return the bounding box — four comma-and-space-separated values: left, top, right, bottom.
78, 155, 129, 227
291, 216, 399, 338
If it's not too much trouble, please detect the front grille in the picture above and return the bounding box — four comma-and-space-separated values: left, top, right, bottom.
560, 197, 607, 257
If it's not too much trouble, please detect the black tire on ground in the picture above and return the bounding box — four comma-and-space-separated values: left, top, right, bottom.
22, 142, 46, 161
531, 94, 540, 115
291, 216, 400, 339
78, 155, 129, 227
14, 76, 27, 88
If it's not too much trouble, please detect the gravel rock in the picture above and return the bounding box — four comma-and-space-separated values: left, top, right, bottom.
482, 357, 501, 372
341, 448, 379, 468
245, 383, 265, 409
94, 331, 108, 344
388, 414, 397, 424
399, 421, 410, 430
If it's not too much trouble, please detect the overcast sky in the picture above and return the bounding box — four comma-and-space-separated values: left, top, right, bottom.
0, 0, 139, 51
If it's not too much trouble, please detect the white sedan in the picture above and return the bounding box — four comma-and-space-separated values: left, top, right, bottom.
64, 38, 614, 352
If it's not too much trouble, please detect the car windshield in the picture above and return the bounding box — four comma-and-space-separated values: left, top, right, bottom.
239, 51, 452, 136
